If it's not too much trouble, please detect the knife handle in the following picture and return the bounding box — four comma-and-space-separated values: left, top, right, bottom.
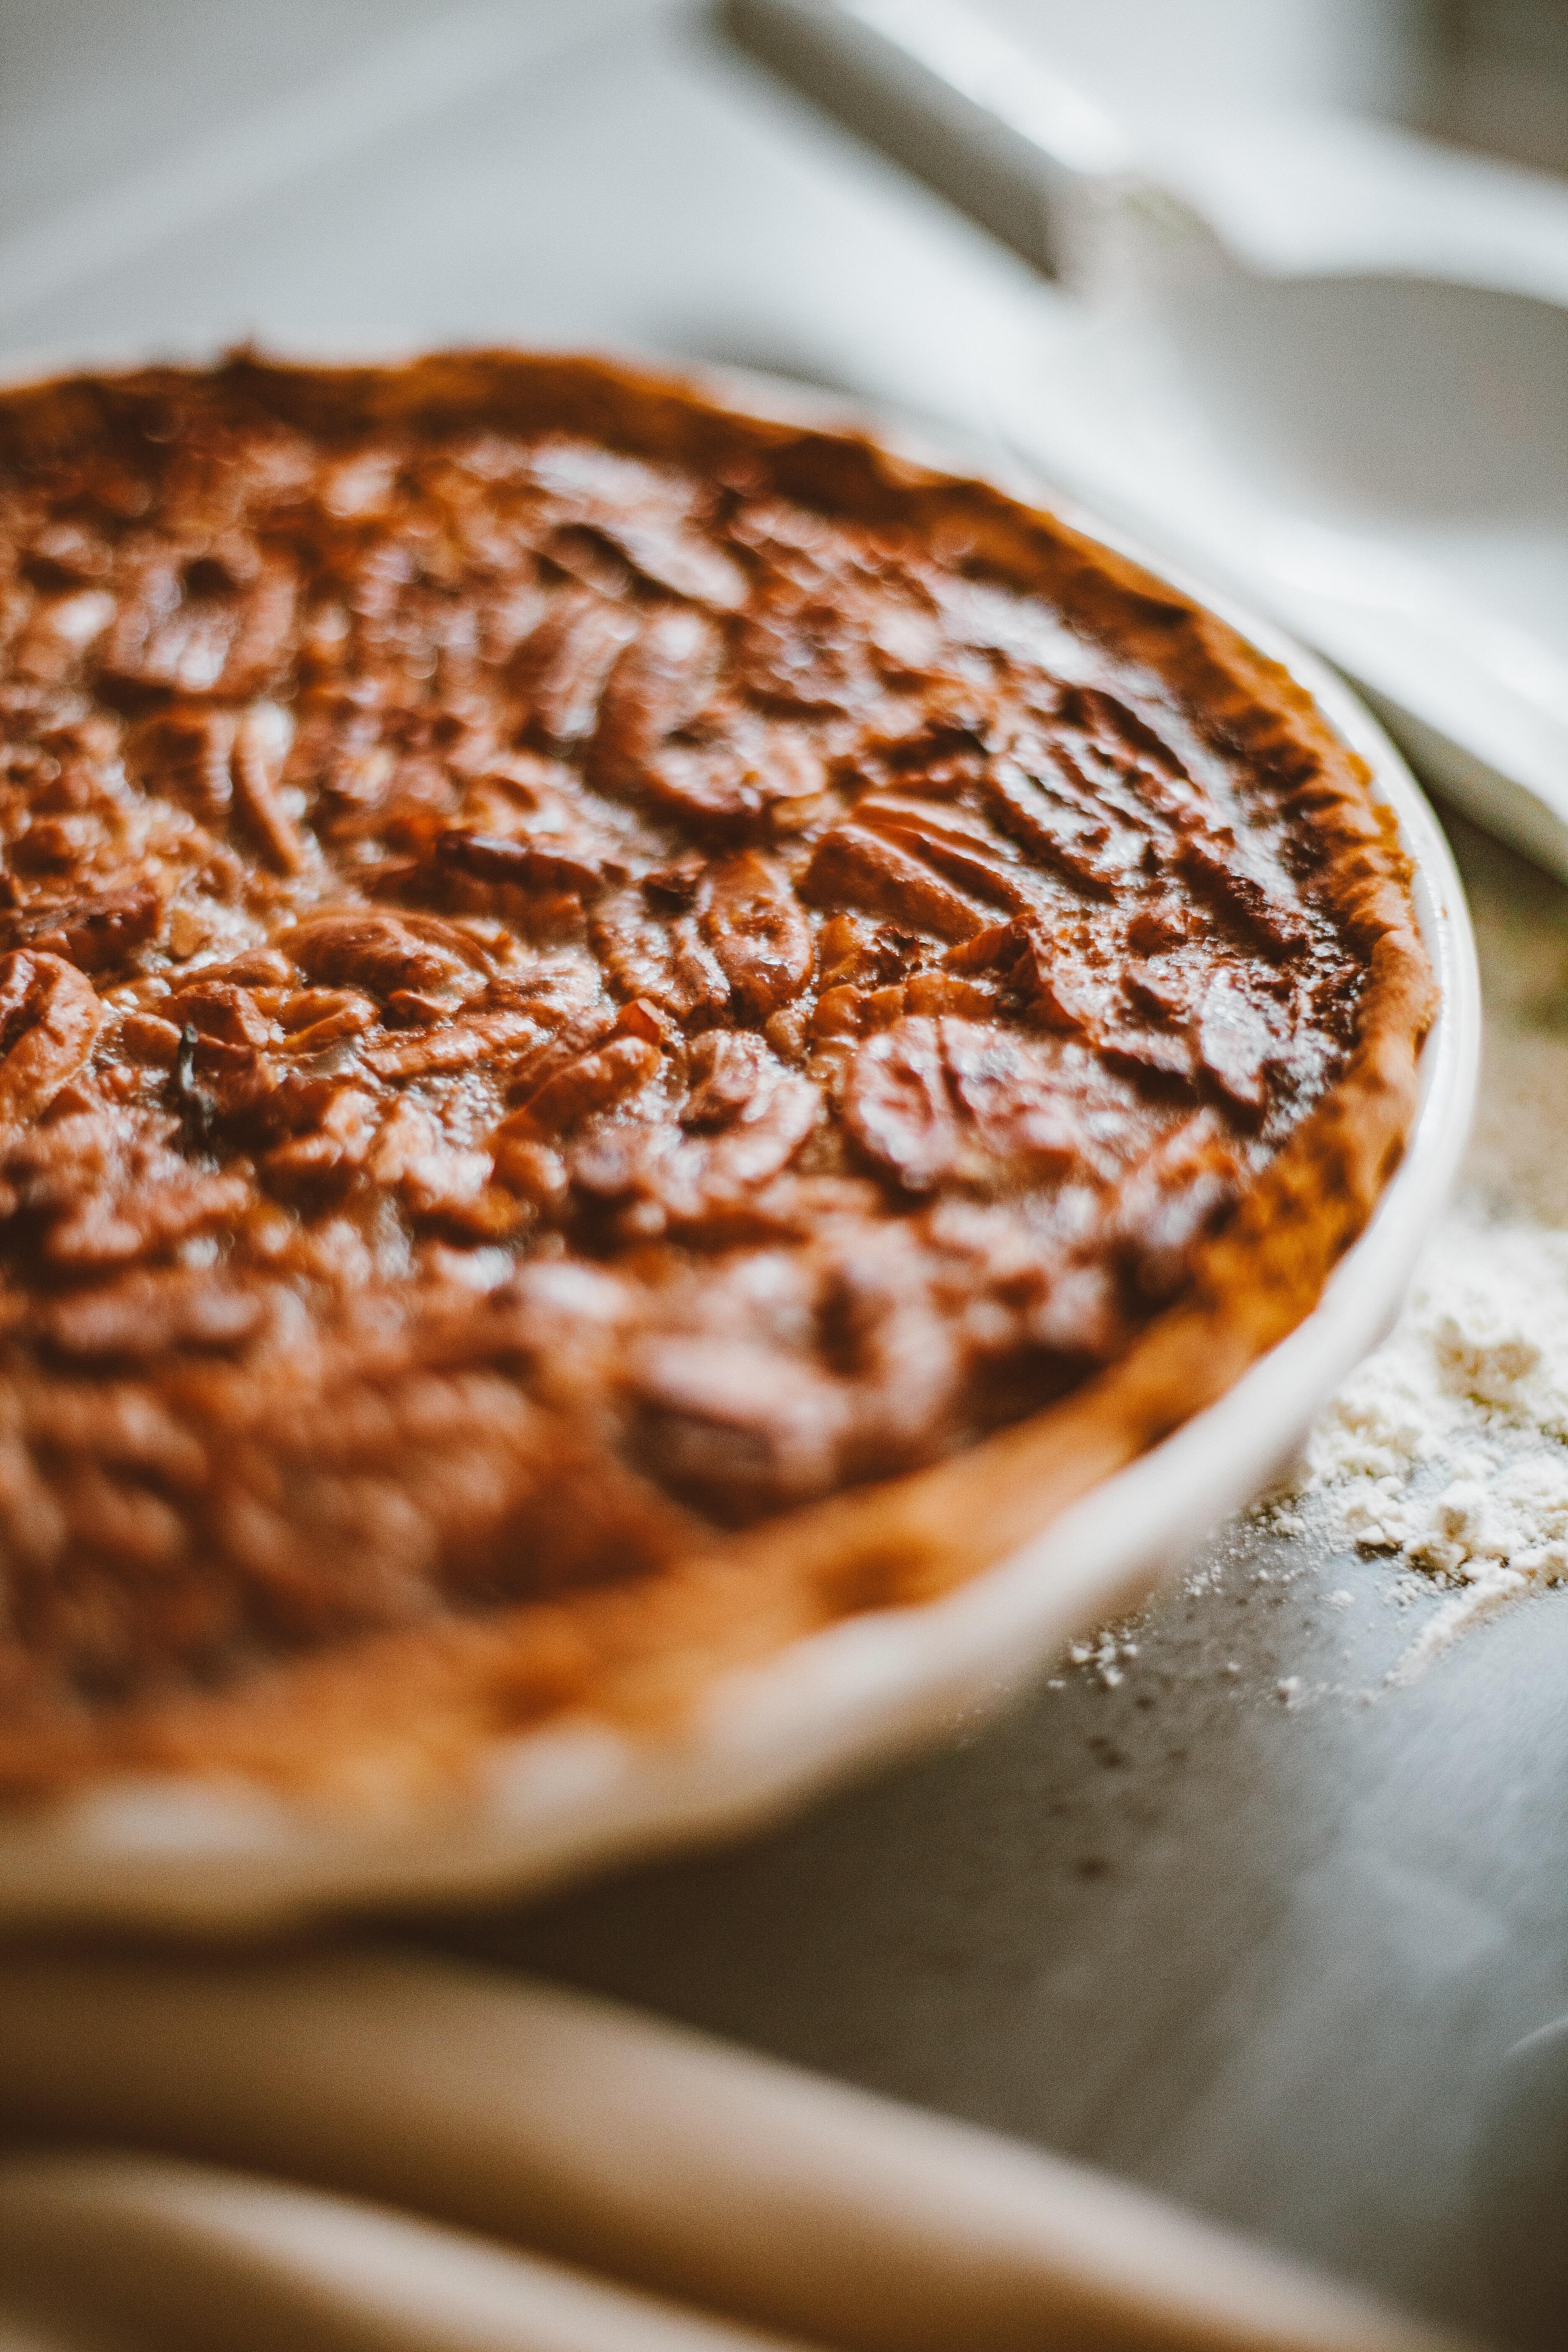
723, 0, 1130, 280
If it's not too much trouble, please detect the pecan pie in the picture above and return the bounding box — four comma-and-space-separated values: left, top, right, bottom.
0, 353, 1433, 1802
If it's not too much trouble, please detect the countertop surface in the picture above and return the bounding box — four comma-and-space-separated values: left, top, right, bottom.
5, 7, 1568, 2344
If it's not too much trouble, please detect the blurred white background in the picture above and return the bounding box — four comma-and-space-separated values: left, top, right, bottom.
977, 0, 1427, 116
1, 0, 1565, 251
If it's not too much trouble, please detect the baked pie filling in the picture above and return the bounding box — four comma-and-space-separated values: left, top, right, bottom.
0, 356, 1432, 1795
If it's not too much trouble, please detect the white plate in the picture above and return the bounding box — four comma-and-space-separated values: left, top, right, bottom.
0, 362, 1480, 1932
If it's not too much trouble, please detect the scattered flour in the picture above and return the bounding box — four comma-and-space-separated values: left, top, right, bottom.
1067, 1628, 1140, 1688
1283, 1214, 1568, 1676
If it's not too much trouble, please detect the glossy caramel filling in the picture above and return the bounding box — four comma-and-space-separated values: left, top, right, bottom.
0, 363, 1366, 1743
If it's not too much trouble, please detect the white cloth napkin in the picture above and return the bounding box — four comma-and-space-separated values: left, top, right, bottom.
0, 1948, 1478, 2352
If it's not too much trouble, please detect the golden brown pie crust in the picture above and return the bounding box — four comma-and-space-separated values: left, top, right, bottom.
0, 352, 1434, 1805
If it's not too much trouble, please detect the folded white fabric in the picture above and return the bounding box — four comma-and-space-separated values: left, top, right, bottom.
0, 1949, 1475, 2352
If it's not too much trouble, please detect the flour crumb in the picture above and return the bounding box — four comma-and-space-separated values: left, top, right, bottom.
1276, 1215, 1568, 1673
1068, 1627, 1140, 1689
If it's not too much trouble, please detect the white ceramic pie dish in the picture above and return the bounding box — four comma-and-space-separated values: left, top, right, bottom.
0, 356, 1480, 1933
